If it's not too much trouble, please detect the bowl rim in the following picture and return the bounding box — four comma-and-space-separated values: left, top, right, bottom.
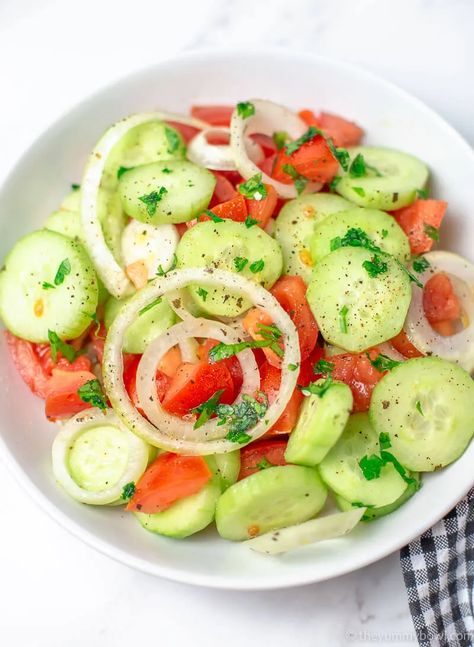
1, 46, 473, 590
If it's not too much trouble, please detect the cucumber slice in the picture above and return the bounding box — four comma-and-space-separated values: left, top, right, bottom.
318, 413, 408, 507
274, 194, 353, 283
310, 207, 410, 264
52, 408, 150, 505
102, 121, 186, 190
118, 160, 216, 224
335, 473, 420, 521
104, 294, 176, 354
369, 357, 474, 471
0, 230, 98, 342
135, 479, 221, 538
206, 451, 241, 490
45, 209, 83, 242
335, 147, 429, 210
285, 381, 353, 466
176, 220, 283, 317
306, 246, 411, 352
215, 465, 327, 541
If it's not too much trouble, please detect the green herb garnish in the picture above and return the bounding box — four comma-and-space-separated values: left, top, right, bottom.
117, 166, 134, 179
244, 216, 258, 228
285, 126, 319, 155
256, 458, 274, 470
121, 482, 136, 500
233, 256, 248, 272
301, 376, 333, 398
83, 311, 102, 335
329, 176, 341, 193
366, 353, 401, 372
162, 167, 173, 174
249, 259, 264, 273
239, 173, 267, 200
217, 393, 268, 442
197, 287, 208, 301
205, 209, 224, 223
138, 187, 168, 216
47, 330, 78, 363
314, 359, 334, 375
359, 432, 417, 485
156, 253, 177, 277
139, 297, 162, 316
54, 258, 71, 286
381, 229, 389, 239
412, 256, 430, 273
352, 186, 366, 197
164, 126, 181, 153
209, 325, 283, 362
237, 101, 255, 119
71, 183, 80, 191
348, 153, 381, 178
77, 379, 107, 410
362, 254, 388, 278
273, 131, 289, 150
416, 188, 429, 199
281, 163, 307, 195
288, 363, 299, 372
424, 223, 440, 242
192, 389, 225, 430
42, 282, 55, 290
416, 401, 424, 416
339, 305, 349, 333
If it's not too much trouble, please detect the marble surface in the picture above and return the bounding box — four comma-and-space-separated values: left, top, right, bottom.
0, 1, 473, 645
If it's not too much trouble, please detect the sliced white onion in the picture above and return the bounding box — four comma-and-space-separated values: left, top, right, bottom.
103, 268, 300, 454
81, 111, 209, 299
230, 99, 322, 199
137, 318, 259, 441
51, 408, 150, 505
177, 336, 200, 364
404, 251, 474, 372
187, 127, 264, 171
377, 343, 406, 363
121, 220, 179, 280
245, 508, 365, 555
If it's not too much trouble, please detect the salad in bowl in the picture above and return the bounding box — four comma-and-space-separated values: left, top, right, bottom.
2, 98, 473, 556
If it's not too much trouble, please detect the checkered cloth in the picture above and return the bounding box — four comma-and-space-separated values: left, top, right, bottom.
400, 489, 474, 647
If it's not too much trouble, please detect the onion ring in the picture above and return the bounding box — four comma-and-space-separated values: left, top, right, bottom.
187, 126, 263, 171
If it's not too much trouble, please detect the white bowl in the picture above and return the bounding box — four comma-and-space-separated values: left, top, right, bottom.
1, 48, 473, 590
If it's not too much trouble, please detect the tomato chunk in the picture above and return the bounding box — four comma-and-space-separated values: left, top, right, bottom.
392, 199, 447, 255
298, 110, 364, 148
331, 349, 385, 413
127, 453, 212, 513
199, 194, 247, 223
423, 272, 461, 336
191, 105, 234, 127
5, 332, 50, 398
242, 308, 282, 368
245, 184, 278, 228
162, 361, 234, 417
123, 354, 171, 414
272, 135, 339, 184
44, 368, 99, 420
259, 361, 303, 436
197, 339, 243, 398
209, 171, 238, 208
238, 439, 288, 480
390, 330, 423, 359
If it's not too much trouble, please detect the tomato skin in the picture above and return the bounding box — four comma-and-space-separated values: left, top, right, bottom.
5, 331, 50, 398
297, 345, 325, 388
162, 361, 235, 417
259, 152, 277, 177
390, 330, 423, 359
298, 110, 364, 148
209, 172, 238, 208
165, 121, 199, 144
123, 354, 171, 414
272, 136, 339, 184
238, 439, 288, 480
127, 453, 212, 513
423, 273, 461, 323
44, 368, 99, 420
331, 349, 385, 413
392, 199, 447, 255
199, 194, 247, 223
197, 339, 243, 398
190, 105, 234, 127
259, 361, 303, 436
245, 184, 278, 228
242, 308, 282, 368
250, 133, 277, 157
35, 344, 92, 375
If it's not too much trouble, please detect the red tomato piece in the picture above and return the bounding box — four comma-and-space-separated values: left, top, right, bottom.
209, 171, 238, 208
199, 194, 247, 223
242, 308, 282, 368
44, 368, 99, 420
298, 109, 320, 128
175, 222, 188, 238
259, 361, 303, 437
423, 273, 461, 323
123, 354, 171, 415
190, 105, 234, 127
318, 112, 364, 147
165, 121, 199, 144
197, 339, 243, 397
246, 184, 278, 228
5, 331, 50, 398
392, 199, 447, 255
272, 135, 339, 184
390, 330, 423, 359
258, 152, 277, 177
35, 344, 92, 375
297, 345, 325, 388
162, 361, 234, 417
238, 439, 288, 480
250, 133, 277, 157
331, 349, 385, 413
127, 453, 212, 513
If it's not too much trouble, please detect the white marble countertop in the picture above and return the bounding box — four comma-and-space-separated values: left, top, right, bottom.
0, 1, 472, 645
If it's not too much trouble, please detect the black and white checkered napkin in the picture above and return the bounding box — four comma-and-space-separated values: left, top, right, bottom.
400, 488, 474, 647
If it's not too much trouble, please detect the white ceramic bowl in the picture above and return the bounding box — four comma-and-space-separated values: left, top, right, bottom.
1, 48, 473, 590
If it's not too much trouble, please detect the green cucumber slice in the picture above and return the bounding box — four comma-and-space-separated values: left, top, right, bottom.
335, 473, 420, 521
104, 295, 176, 354
0, 230, 98, 342
118, 160, 216, 224
274, 193, 353, 283
206, 451, 241, 490
335, 147, 429, 210
45, 209, 83, 242
310, 207, 410, 264
135, 479, 221, 538
306, 246, 411, 352
318, 413, 408, 507
285, 381, 353, 466
176, 219, 283, 317
369, 357, 474, 471
215, 465, 327, 541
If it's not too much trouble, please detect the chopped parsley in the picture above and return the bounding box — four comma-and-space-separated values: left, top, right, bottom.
281, 163, 307, 195
366, 353, 401, 372
71, 183, 80, 191
273, 131, 289, 150
244, 216, 258, 228
217, 393, 268, 443
339, 305, 349, 333
121, 482, 136, 500
233, 256, 248, 272
358, 454, 385, 481
288, 363, 299, 372
162, 167, 173, 174
54, 258, 71, 286
329, 176, 341, 193
352, 186, 366, 197
362, 254, 388, 278
42, 282, 55, 290
83, 310, 102, 336
117, 166, 134, 179
348, 153, 381, 178
205, 209, 224, 223
416, 188, 429, 199
326, 139, 350, 171
197, 287, 208, 302
381, 229, 389, 239
237, 101, 255, 119
359, 432, 417, 485
47, 330, 79, 363
412, 256, 430, 273
285, 126, 319, 155
424, 223, 440, 242
138, 187, 168, 216
416, 400, 424, 416
301, 376, 333, 398
192, 389, 225, 430
164, 126, 182, 153
77, 379, 107, 410
249, 259, 265, 273
314, 359, 334, 375
238, 173, 267, 200
209, 325, 283, 362
156, 253, 177, 276
139, 296, 162, 316
256, 457, 274, 470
